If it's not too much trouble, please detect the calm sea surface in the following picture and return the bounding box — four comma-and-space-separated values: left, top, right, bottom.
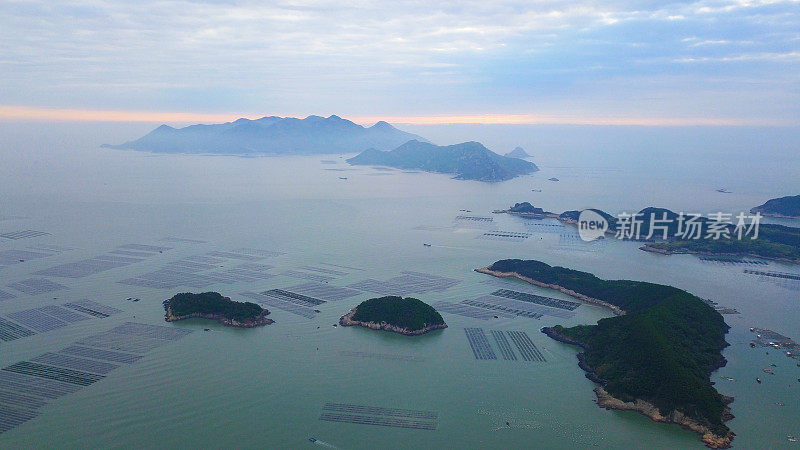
1, 123, 799, 448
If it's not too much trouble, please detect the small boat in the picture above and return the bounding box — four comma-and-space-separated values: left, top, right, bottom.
764, 368, 775, 375
548, 177, 559, 182
531, 189, 542, 192
716, 188, 732, 193
756, 378, 762, 384
339, 177, 347, 180
423, 243, 432, 247
309, 437, 317, 443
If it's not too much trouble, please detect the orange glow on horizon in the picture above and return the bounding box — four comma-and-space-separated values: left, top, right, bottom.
0, 105, 793, 127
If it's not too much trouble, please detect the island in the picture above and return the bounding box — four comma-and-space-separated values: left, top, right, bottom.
750, 194, 800, 218
103, 115, 426, 155
499, 201, 800, 263
163, 292, 273, 327
477, 259, 733, 448
504, 146, 531, 158
338, 296, 447, 335
346, 140, 538, 182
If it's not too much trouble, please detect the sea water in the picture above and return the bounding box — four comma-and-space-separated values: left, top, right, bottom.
0, 122, 798, 448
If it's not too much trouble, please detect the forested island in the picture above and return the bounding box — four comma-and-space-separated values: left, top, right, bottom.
477, 259, 733, 448
643, 222, 800, 263
346, 140, 538, 182
499, 202, 800, 263
164, 292, 273, 327
339, 296, 447, 335
750, 194, 800, 218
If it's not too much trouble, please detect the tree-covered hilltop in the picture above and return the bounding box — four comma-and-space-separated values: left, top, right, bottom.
507, 202, 553, 215
165, 292, 267, 323
347, 296, 445, 332
485, 259, 732, 444
751, 194, 800, 217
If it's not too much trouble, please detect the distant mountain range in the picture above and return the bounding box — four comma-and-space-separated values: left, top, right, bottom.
347, 140, 539, 182
505, 146, 531, 158
102, 115, 427, 155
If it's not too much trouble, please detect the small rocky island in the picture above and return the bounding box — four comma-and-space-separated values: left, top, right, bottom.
164, 292, 273, 327
339, 296, 447, 335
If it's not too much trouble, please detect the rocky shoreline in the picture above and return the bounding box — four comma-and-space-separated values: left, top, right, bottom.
338, 308, 447, 336
474, 267, 626, 315
164, 301, 274, 328
543, 326, 734, 448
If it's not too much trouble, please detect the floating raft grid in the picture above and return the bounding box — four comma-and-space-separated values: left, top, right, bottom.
262, 289, 326, 307
478, 231, 531, 242
298, 265, 348, 276
7, 278, 68, 296
491, 289, 581, 311
462, 297, 544, 319
507, 331, 546, 362
464, 328, 497, 360
284, 282, 361, 302
347, 272, 460, 296
239, 291, 317, 319
337, 351, 422, 362
491, 330, 517, 360
280, 269, 334, 283
319, 403, 438, 430
0, 249, 53, 266
0, 322, 192, 435
431, 301, 499, 320
0, 230, 50, 240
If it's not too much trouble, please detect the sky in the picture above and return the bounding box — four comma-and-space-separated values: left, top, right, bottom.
0, 0, 798, 126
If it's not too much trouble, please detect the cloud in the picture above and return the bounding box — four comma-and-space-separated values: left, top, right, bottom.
0, 0, 798, 124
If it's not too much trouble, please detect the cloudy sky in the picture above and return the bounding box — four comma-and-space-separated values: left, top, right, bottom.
1, 0, 798, 125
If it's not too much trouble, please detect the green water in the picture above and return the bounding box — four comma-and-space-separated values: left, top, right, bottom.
1, 124, 799, 448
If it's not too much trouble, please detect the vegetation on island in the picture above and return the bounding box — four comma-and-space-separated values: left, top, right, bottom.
751, 194, 800, 217
487, 259, 732, 440
349, 296, 445, 332
646, 223, 800, 262
508, 202, 800, 262
507, 202, 553, 215
165, 292, 265, 322
346, 140, 538, 182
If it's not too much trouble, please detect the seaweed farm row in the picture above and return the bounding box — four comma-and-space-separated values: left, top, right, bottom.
319, 403, 438, 430
118, 249, 278, 289
463, 328, 546, 362
478, 231, 532, 242
0, 322, 193, 435
346, 271, 460, 297
0, 230, 50, 240
432, 288, 579, 321
0, 300, 121, 342
34, 243, 171, 279
698, 256, 768, 265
